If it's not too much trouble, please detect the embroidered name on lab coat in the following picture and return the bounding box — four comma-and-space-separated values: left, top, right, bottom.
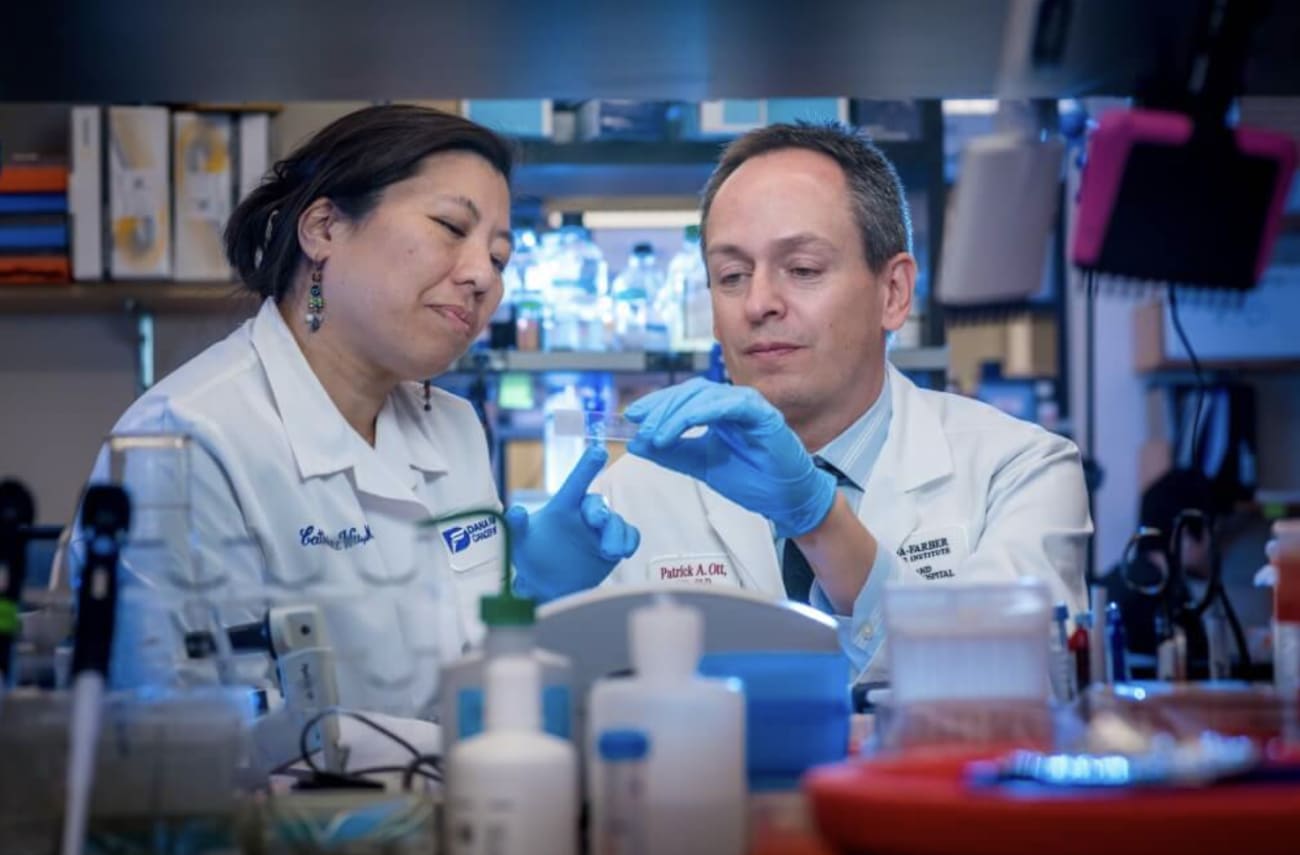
299, 525, 375, 551
649, 554, 733, 585
896, 526, 968, 581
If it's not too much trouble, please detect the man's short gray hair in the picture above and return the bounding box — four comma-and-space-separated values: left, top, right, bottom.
700, 122, 912, 273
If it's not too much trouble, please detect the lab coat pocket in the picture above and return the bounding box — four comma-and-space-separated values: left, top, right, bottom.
895, 526, 969, 582
447, 557, 501, 651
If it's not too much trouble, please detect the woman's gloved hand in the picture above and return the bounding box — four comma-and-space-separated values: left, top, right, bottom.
509, 445, 640, 603
625, 378, 835, 539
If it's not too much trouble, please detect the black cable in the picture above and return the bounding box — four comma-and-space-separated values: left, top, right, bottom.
348, 763, 442, 784
1166, 284, 1206, 469
297, 708, 423, 778
402, 753, 444, 791
1084, 269, 1097, 580
1171, 509, 1253, 671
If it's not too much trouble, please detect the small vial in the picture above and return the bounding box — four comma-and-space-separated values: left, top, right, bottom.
593, 728, 650, 855
1106, 602, 1129, 683
1069, 611, 1092, 688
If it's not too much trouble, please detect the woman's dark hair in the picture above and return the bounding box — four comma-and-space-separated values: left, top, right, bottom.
225, 104, 514, 301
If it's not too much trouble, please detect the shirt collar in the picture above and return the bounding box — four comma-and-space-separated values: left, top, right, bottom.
813, 368, 893, 493
250, 299, 448, 483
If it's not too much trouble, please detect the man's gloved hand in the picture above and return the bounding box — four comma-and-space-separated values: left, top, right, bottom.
625, 378, 835, 539
509, 444, 640, 603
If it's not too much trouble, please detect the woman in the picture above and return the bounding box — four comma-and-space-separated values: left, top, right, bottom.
83, 105, 638, 717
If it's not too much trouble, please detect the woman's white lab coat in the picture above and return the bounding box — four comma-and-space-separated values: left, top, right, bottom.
85, 299, 505, 716
594, 365, 1092, 681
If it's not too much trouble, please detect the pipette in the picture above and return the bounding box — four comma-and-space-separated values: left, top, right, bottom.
62, 485, 129, 855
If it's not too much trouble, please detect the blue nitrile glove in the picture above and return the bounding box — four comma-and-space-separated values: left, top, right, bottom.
625, 378, 836, 539
509, 444, 641, 603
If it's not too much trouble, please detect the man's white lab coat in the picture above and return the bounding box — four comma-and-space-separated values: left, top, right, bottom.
594, 365, 1092, 680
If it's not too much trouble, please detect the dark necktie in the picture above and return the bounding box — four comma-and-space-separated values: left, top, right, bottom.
781, 458, 850, 603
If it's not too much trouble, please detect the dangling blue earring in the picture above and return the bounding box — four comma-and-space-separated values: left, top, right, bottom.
306, 261, 325, 332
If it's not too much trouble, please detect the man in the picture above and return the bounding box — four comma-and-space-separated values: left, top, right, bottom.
538, 123, 1091, 680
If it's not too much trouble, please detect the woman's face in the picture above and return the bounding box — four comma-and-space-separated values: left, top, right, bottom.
316, 150, 512, 382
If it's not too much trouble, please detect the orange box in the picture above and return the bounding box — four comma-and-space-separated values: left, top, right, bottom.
0, 164, 69, 193
0, 255, 71, 282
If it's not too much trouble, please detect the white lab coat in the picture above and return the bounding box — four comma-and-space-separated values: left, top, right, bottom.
84, 299, 505, 717
594, 365, 1092, 681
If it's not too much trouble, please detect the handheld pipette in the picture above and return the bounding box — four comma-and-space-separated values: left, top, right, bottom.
61, 485, 129, 855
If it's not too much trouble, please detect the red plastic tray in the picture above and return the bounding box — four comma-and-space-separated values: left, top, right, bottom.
804, 748, 1300, 855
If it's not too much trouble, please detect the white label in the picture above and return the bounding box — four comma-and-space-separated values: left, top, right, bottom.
181, 171, 231, 223
895, 526, 969, 581
439, 515, 504, 572
115, 168, 160, 219
649, 553, 735, 585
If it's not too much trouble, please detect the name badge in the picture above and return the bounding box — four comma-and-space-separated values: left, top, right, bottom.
438, 515, 504, 572
896, 526, 969, 581
649, 553, 735, 586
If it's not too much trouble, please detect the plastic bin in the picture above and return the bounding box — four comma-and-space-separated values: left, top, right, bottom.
699, 651, 852, 789
885, 581, 1053, 703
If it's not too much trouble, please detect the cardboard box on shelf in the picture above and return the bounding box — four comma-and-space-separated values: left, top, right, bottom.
462, 100, 553, 140
108, 106, 171, 279
1133, 266, 1300, 372
272, 102, 372, 159
68, 106, 103, 280
172, 112, 234, 281
946, 314, 1057, 393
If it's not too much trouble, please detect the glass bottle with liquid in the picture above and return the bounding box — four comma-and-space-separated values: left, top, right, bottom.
667, 225, 712, 352
546, 218, 609, 351
612, 243, 669, 351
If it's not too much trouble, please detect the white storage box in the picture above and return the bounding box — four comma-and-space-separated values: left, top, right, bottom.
885, 580, 1053, 703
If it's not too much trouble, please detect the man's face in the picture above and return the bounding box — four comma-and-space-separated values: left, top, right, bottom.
704, 148, 910, 435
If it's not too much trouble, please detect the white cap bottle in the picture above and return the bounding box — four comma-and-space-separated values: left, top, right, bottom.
447, 655, 578, 855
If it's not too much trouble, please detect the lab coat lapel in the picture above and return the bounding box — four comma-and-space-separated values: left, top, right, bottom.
859, 366, 953, 564
697, 482, 783, 594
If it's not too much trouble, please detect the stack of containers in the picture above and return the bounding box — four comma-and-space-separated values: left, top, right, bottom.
0, 163, 70, 283
879, 580, 1055, 750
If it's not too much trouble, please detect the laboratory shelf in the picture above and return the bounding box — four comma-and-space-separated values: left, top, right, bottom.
0, 281, 256, 314
451, 349, 711, 374
512, 138, 934, 199
451, 346, 948, 375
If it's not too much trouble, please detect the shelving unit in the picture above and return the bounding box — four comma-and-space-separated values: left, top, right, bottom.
512, 138, 935, 200
451, 345, 949, 376
0, 282, 256, 314
1141, 360, 1300, 387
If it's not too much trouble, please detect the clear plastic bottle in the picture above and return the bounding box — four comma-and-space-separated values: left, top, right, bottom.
545, 219, 609, 351
666, 225, 712, 352
611, 243, 669, 351
543, 373, 615, 496
505, 229, 545, 351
